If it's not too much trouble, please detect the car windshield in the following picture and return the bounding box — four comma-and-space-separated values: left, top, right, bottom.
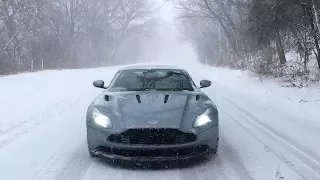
110, 69, 195, 91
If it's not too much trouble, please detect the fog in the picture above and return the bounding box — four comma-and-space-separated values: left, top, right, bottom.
0, 0, 195, 75
143, 0, 198, 65
1, 0, 319, 79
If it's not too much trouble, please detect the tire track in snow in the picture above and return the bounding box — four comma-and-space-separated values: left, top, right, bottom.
216, 103, 306, 180
216, 139, 254, 180
212, 83, 320, 135
28, 144, 68, 180
220, 96, 320, 180
0, 89, 92, 180
80, 159, 144, 180
237, 94, 320, 135
178, 140, 254, 180
52, 142, 95, 180
0, 97, 86, 149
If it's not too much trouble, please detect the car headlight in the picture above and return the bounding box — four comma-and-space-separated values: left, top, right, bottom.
92, 108, 112, 128
193, 108, 213, 128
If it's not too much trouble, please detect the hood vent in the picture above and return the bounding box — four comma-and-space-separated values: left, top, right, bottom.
105, 95, 109, 101
196, 95, 200, 101
136, 95, 141, 103
164, 95, 169, 103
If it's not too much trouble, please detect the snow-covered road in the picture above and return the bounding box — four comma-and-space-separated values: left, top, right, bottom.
1, 64, 319, 180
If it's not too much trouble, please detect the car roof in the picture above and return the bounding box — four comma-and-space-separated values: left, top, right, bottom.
119, 65, 185, 71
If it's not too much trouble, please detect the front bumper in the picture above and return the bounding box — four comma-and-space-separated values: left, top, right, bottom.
87, 125, 219, 161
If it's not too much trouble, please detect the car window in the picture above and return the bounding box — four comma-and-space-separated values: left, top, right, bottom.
110, 69, 195, 91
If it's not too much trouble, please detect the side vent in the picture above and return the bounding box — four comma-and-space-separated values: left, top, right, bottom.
105, 95, 109, 101
136, 95, 141, 103
196, 95, 200, 101
164, 95, 169, 103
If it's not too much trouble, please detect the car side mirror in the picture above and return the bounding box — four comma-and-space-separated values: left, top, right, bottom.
93, 80, 106, 89
200, 80, 211, 88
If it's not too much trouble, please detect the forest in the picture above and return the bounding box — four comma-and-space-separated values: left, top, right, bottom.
2, 0, 320, 85
0, 0, 154, 75
175, 0, 320, 84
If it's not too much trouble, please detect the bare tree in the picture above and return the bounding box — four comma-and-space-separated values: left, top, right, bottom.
174, 0, 320, 80
0, 0, 156, 74
109, 0, 153, 65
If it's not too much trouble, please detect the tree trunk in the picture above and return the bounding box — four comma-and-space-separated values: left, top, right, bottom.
312, 0, 320, 68
307, 5, 320, 69
110, 40, 122, 66
219, 22, 222, 61
312, 0, 320, 34
316, 49, 320, 69
203, 0, 239, 55
275, 28, 287, 64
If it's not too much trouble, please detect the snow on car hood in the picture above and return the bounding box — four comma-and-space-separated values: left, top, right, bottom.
93, 90, 213, 132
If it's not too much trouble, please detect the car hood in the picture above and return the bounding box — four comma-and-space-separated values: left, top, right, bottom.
92, 91, 213, 132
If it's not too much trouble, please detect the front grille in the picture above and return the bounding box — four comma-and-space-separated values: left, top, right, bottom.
96, 145, 209, 157
108, 128, 197, 145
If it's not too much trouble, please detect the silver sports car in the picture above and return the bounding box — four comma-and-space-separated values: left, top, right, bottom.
86, 65, 219, 161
